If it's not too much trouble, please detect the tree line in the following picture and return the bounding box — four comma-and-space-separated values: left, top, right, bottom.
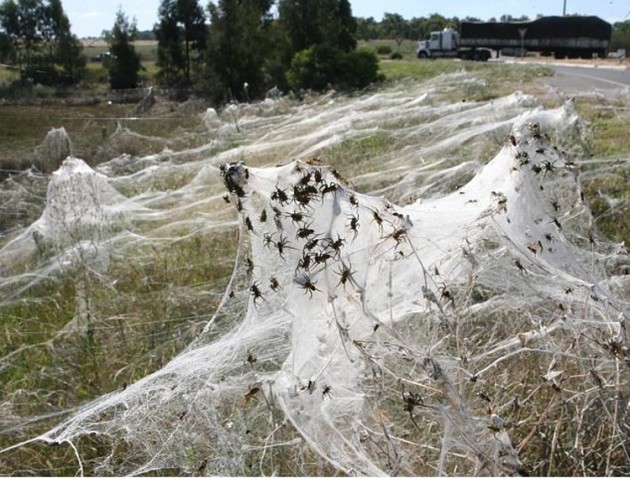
2, 0, 630, 106
355, 13, 531, 41
148, 0, 377, 104
356, 12, 630, 49
0, 0, 381, 105
0, 0, 85, 85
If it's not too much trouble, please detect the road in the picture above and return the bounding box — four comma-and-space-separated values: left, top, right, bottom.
538, 63, 630, 96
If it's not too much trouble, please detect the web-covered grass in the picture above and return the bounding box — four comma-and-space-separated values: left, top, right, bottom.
0, 72, 629, 476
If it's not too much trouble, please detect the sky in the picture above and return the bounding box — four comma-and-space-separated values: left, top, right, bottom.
63, 0, 630, 39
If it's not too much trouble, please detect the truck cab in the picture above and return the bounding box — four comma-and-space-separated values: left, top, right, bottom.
417, 28, 459, 58
417, 28, 490, 61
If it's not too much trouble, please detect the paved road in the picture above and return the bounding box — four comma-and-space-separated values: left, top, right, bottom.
539, 63, 630, 95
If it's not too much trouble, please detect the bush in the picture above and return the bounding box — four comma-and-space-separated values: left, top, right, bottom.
21, 65, 77, 86
286, 45, 382, 92
390, 52, 403, 60
341, 48, 384, 88
376, 45, 392, 55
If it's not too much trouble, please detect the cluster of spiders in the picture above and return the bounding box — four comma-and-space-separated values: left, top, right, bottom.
236, 161, 355, 303
221, 160, 417, 306
503, 124, 588, 273
508, 123, 564, 179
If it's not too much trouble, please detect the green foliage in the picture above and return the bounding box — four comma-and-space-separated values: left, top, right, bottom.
356, 12, 454, 41
0, 0, 85, 84
286, 44, 382, 92
46, 0, 86, 79
277, 0, 385, 96
611, 20, 630, 52
154, 0, 207, 88
381, 12, 407, 38
202, 0, 273, 104
277, 0, 357, 56
335, 0, 356, 52
108, 8, 142, 89
150, 0, 384, 103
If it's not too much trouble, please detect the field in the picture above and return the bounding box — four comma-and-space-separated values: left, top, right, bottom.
1, 53, 629, 476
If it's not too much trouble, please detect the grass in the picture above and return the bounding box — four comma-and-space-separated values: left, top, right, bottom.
568, 98, 630, 247
0, 99, 207, 182
0, 103, 127, 169
378, 57, 553, 99
574, 100, 630, 157
81, 39, 159, 64
0, 227, 237, 414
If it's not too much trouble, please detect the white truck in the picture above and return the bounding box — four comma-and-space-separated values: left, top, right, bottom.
418, 17, 611, 61
416, 28, 491, 61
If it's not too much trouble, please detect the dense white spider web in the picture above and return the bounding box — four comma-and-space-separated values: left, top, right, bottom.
1, 74, 629, 476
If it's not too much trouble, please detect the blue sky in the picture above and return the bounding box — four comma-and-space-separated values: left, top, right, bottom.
64, 0, 630, 38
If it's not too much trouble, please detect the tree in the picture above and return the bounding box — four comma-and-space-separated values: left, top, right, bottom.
203, 0, 273, 103
611, 20, 630, 52
155, 0, 206, 87
499, 14, 529, 22
278, 0, 320, 55
0, 0, 45, 71
331, 0, 356, 51
0, 0, 84, 84
155, 0, 182, 86
15, 0, 44, 70
275, 0, 361, 92
108, 8, 141, 89
424, 13, 450, 35
286, 44, 381, 92
355, 16, 379, 40
275, 0, 381, 95
381, 13, 407, 39
277, 0, 357, 56
43, 0, 85, 82
0, 0, 20, 65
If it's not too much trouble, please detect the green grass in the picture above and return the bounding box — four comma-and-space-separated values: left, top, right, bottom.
0, 65, 19, 83
379, 58, 553, 98
82, 40, 158, 64
569, 98, 630, 247
0, 102, 127, 177
0, 99, 206, 180
574, 100, 630, 157
359, 39, 418, 57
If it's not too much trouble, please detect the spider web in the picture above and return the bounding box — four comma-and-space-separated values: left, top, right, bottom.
1, 76, 629, 476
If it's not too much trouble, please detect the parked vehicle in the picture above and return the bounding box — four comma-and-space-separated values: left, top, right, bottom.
90, 51, 112, 63
417, 16, 612, 61
417, 28, 491, 61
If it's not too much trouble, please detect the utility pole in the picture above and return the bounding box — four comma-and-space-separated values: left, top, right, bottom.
519, 28, 527, 57
563, 0, 567, 15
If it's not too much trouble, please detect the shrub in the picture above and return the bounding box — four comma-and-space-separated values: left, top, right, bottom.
286, 45, 382, 92
376, 45, 392, 55
340, 48, 384, 88
390, 52, 403, 60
